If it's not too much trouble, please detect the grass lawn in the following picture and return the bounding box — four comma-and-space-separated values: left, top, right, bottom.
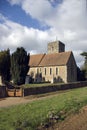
21, 82, 64, 88
1, 87, 87, 130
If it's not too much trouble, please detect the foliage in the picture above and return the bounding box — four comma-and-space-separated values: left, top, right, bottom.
0, 49, 10, 82
77, 67, 85, 81
1, 87, 87, 129
11, 47, 29, 85
81, 52, 87, 80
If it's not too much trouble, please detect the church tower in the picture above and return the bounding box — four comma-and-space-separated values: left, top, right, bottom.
47, 40, 65, 54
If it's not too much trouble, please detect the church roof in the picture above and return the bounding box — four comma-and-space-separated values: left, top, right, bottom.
29, 54, 45, 67
29, 51, 72, 67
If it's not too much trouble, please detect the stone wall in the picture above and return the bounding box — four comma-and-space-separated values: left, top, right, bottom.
67, 52, 77, 82
0, 86, 7, 98
1, 81, 87, 97
23, 81, 87, 96
28, 65, 67, 83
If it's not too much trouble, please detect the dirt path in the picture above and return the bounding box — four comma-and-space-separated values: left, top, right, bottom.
0, 97, 31, 108
58, 106, 87, 130
0, 91, 69, 108
0, 92, 60, 108
45, 106, 87, 130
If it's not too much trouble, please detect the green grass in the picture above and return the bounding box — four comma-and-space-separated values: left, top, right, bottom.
21, 82, 64, 88
1, 87, 87, 130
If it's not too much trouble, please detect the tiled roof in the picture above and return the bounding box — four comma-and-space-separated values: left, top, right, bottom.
29, 54, 45, 67
39, 51, 72, 66
29, 51, 72, 67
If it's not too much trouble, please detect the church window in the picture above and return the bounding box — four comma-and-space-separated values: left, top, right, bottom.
56, 68, 58, 75
37, 68, 39, 73
50, 68, 52, 75
40, 68, 41, 72
45, 68, 46, 75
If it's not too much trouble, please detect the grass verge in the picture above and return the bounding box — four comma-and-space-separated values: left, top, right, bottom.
1, 87, 87, 130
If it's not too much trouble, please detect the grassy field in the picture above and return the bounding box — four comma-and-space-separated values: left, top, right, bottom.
1, 87, 87, 130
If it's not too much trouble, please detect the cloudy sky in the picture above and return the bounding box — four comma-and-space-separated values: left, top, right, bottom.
0, 0, 87, 67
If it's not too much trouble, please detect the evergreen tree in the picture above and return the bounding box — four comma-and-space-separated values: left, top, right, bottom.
11, 47, 29, 85
81, 52, 87, 80
0, 49, 10, 82
77, 67, 85, 81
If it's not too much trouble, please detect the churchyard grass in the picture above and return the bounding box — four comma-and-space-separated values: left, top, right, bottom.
21, 82, 64, 88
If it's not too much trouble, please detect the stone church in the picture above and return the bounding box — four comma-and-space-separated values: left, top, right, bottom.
27, 40, 77, 83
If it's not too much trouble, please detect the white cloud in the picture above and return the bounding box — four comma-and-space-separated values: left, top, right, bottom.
7, 0, 22, 5
8, 0, 55, 22
1, 0, 87, 67
0, 15, 51, 54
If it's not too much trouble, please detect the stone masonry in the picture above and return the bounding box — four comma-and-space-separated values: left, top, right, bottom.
47, 40, 65, 54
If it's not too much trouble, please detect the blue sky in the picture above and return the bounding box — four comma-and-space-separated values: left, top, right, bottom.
0, 0, 49, 30
0, 0, 61, 30
0, 0, 87, 66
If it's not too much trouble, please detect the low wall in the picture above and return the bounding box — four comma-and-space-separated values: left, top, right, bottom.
23, 81, 87, 96
0, 86, 7, 98
1, 81, 87, 97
